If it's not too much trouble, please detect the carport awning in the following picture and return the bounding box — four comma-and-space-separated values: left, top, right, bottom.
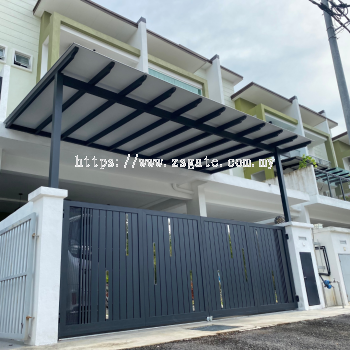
4, 44, 311, 174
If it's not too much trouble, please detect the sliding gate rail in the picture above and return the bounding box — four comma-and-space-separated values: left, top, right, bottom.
59, 201, 297, 338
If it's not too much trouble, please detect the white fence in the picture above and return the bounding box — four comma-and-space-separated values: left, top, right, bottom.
0, 213, 36, 341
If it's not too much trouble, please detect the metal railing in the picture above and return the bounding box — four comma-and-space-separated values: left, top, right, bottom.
0, 213, 37, 341
314, 168, 350, 202
312, 156, 332, 169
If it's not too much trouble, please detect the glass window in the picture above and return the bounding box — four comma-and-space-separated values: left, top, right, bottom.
149, 68, 202, 95
0, 47, 5, 60
14, 52, 30, 68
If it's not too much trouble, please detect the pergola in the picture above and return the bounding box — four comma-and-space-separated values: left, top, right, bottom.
4, 44, 311, 222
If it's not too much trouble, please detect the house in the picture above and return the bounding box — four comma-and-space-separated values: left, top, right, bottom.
0, 0, 348, 347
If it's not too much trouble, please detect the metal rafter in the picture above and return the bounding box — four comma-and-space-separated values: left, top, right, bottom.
35, 61, 115, 135
108, 98, 203, 151
130, 107, 226, 154
60, 75, 292, 154
61, 75, 147, 140
169, 122, 264, 160
85, 87, 176, 146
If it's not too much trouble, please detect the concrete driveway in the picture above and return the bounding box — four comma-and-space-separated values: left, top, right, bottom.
1, 307, 350, 350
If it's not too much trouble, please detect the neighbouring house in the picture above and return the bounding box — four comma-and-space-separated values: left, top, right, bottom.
0, 0, 349, 347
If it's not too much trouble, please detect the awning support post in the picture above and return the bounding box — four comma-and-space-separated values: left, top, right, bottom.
274, 148, 291, 222
48, 73, 63, 188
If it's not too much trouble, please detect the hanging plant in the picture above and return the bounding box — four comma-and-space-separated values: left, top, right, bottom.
299, 155, 317, 169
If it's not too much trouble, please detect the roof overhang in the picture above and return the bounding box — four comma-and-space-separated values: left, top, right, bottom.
4, 44, 311, 175
333, 131, 350, 145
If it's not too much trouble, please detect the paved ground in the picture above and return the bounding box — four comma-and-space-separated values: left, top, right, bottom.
133, 314, 350, 350
1, 307, 349, 349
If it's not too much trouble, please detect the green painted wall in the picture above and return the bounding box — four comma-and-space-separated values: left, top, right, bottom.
234, 98, 256, 114
37, 12, 140, 82
333, 140, 350, 169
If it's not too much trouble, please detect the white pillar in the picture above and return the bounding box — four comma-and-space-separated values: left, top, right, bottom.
28, 187, 68, 346
0, 65, 11, 122
128, 17, 148, 73
277, 222, 325, 311
206, 55, 225, 104
283, 96, 308, 156
186, 181, 207, 216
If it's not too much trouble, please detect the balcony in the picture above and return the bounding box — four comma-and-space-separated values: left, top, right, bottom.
315, 168, 350, 202
312, 156, 331, 169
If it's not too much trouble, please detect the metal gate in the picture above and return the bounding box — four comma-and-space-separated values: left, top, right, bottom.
0, 213, 37, 341
59, 201, 297, 338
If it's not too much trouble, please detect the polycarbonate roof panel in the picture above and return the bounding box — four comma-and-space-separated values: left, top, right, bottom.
4, 44, 312, 173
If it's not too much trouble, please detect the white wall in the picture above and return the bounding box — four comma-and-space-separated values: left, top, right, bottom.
0, 0, 40, 117
222, 78, 235, 108
266, 166, 318, 196
314, 227, 350, 306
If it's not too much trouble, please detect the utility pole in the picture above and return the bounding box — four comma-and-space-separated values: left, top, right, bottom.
321, 0, 350, 143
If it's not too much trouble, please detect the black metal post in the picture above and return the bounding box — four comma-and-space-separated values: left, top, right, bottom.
326, 173, 332, 198
340, 178, 346, 201
274, 149, 291, 222
48, 73, 63, 188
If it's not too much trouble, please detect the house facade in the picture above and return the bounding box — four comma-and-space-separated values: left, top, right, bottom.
0, 0, 349, 347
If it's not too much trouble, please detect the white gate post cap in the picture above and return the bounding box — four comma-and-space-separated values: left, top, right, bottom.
28, 186, 68, 202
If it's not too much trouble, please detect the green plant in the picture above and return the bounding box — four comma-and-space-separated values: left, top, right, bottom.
299, 155, 317, 169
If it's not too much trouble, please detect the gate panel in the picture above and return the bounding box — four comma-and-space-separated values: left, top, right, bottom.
144, 212, 207, 326
202, 219, 258, 317
59, 202, 145, 338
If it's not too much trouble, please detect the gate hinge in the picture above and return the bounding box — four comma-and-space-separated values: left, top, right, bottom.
295, 295, 300, 302
207, 316, 213, 322
32, 233, 39, 238
26, 316, 34, 320
285, 233, 289, 240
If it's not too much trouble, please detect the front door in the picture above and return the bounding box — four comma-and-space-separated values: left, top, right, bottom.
300, 252, 320, 306
339, 254, 350, 302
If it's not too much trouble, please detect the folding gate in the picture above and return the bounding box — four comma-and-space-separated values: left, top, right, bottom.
59, 201, 297, 338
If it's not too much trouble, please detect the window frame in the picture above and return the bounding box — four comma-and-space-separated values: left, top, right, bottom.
11, 49, 33, 72
0, 45, 7, 63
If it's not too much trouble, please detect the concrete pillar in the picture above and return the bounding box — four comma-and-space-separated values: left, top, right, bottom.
28, 187, 68, 346
284, 96, 308, 156
277, 222, 325, 311
0, 65, 11, 122
128, 17, 148, 73
186, 181, 207, 216
206, 55, 225, 104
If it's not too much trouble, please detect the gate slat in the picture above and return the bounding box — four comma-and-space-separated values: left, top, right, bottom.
173, 218, 184, 315
162, 217, 173, 316
157, 216, 167, 316
232, 225, 245, 308
182, 220, 193, 313
146, 215, 155, 318
127, 213, 133, 320
112, 212, 120, 320
91, 209, 99, 323
254, 227, 268, 305
106, 211, 113, 321
178, 219, 190, 314
188, 220, 200, 312
119, 212, 127, 320
132, 213, 140, 319
169, 218, 179, 315
152, 216, 161, 317
98, 210, 106, 322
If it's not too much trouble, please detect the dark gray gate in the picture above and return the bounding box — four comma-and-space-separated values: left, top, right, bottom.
59, 201, 297, 338
201, 218, 297, 318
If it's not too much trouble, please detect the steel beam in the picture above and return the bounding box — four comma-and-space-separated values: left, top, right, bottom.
85, 87, 176, 146
61, 75, 147, 140
35, 61, 115, 134
5, 47, 79, 128
48, 73, 64, 188
275, 149, 292, 222
170, 121, 266, 159
108, 98, 202, 151
130, 107, 226, 154
62, 75, 291, 154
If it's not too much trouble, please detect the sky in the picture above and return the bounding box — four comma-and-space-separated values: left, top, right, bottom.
94, 0, 350, 137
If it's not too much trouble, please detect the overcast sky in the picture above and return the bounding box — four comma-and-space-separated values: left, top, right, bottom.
95, 0, 350, 136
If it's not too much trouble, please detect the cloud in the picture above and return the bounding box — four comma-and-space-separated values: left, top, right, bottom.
95, 0, 350, 135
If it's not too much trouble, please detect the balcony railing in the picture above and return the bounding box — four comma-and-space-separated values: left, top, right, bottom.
314, 168, 350, 202
312, 156, 331, 169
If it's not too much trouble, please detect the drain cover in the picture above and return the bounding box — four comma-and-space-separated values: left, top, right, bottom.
190, 325, 239, 332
